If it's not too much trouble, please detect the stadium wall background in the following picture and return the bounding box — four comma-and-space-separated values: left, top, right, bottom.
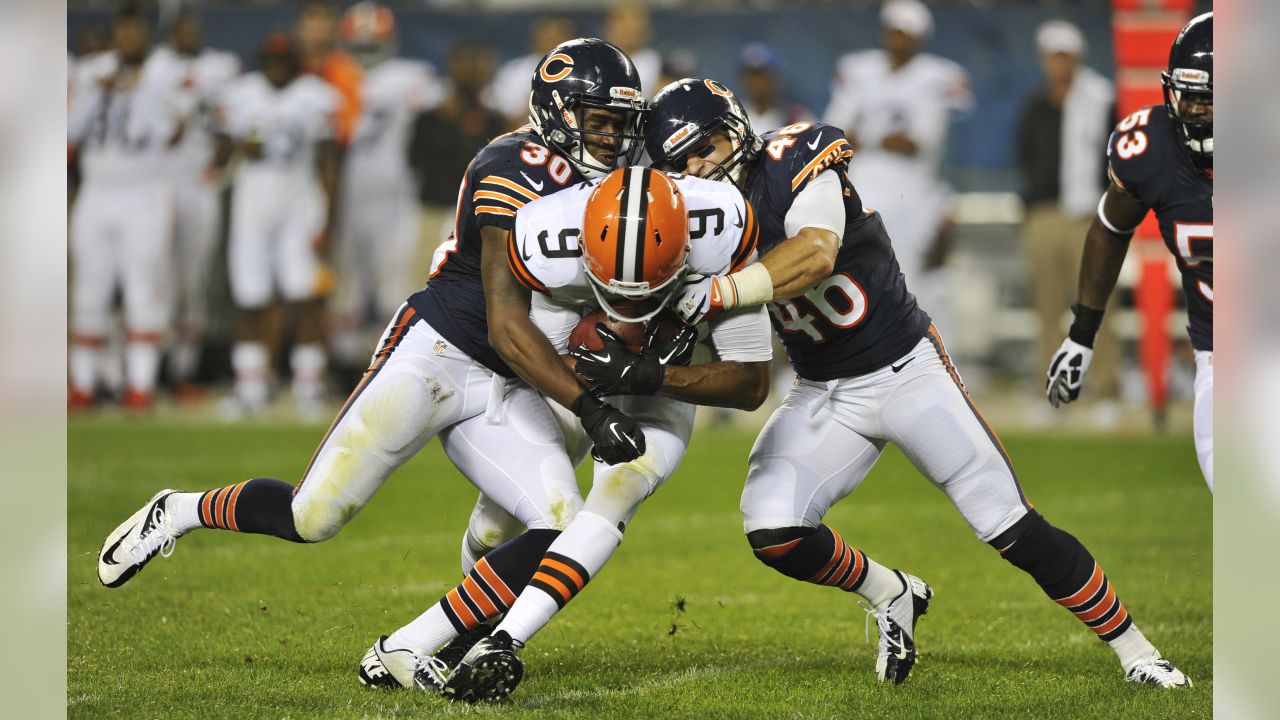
69, 3, 1116, 192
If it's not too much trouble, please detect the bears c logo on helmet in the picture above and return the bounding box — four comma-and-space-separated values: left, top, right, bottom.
539, 53, 575, 82
704, 79, 734, 98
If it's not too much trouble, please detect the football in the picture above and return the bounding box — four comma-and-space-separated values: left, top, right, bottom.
569, 300, 685, 354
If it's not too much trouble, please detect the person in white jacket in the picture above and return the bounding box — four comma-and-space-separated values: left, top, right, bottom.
822, 0, 972, 334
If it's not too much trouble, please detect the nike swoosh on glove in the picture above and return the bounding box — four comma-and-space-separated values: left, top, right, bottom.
1046, 337, 1093, 407
571, 325, 664, 396
570, 393, 646, 465
643, 320, 698, 368
674, 273, 727, 325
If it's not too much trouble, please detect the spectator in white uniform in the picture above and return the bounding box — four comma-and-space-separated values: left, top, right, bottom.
822, 0, 972, 334
330, 2, 444, 382
145, 12, 241, 402
215, 34, 341, 419
68, 7, 182, 412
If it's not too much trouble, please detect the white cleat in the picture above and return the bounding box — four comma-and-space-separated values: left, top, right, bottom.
870, 570, 933, 685
98, 489, 183, 588
358, 636, 450, 691
1124, 655, 1192, 688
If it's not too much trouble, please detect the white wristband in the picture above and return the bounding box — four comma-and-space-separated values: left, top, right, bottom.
722, 262, 775, 309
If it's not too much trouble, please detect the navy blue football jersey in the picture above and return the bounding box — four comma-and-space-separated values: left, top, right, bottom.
409, 127, 586, 376
745, 121, 930, 380
1107, 105, 1213, 351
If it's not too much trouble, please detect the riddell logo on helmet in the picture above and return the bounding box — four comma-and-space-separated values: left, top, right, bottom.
540, 53, 574, 82
611, 87, 640, 100
1173, 68, 1209, 85
663, 123, 697, 153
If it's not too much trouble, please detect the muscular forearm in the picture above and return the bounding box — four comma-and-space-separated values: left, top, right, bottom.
760, 229, 838, 300
1076, 218, 1132, 310
491, 318, 587, 410
658, 361, 770, 410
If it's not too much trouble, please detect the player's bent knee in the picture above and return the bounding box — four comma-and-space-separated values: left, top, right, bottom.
988, 509, 1092, 592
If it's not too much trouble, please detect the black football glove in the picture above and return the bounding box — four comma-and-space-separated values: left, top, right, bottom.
571, 325, 665, 396
642, 319, 698, 367
570, 392, 646, 465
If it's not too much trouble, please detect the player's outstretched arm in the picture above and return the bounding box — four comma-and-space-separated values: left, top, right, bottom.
1047, 183, 1147, 407
675, 227, 839, 324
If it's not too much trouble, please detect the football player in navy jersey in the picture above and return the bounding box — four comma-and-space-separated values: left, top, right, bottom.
1047, 12, 1213, 492
96, 39, 651, 687
646, 78, 1190, 687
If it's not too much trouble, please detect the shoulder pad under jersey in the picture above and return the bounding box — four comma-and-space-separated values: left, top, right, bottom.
506, 182, 595, 294
758, 121, 855, 198
671, 173, 759, 276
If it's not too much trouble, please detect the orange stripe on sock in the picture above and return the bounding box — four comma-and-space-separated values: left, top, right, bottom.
842, 549, 866, 590
206, 486, 229, 529
224, 481, 247, 532
1055, 563, 1104, 607
1076, 586, 1118, 623
1093, 604, 1130, 637
445, 588, 480, 629
475, 559, 517, 606
532, 571, 573, 604
826, 546, 853, 587
807, 532, 845, 584
540, 558, 586, 590
200, 490, 216, 528
753, 537, 803, 561
462, 575, 499, 618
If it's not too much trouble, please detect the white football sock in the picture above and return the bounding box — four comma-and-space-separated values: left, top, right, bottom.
232, 341, 270, 407
125, 338, 161, 394
497, 511, 622, 646
859, 558, 907, 610
386, 604, 461, 656
166, 492, 205, 534
1108, 624, 1158, 669
69, 340, 100, 395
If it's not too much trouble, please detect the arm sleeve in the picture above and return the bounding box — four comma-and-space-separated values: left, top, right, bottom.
783, 169, 846, 242
707, 305, 774, 363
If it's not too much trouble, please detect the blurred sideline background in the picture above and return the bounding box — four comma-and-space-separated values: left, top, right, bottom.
65, 0, 1212, 434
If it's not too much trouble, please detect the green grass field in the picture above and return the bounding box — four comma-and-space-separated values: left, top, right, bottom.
68, 418, 1211, 719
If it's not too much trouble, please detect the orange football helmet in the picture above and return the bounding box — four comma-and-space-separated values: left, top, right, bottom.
581, 167, 690, 323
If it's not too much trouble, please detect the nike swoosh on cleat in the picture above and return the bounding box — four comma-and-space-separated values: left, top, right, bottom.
807, 135, 822, 150
519, 172, 544, 191
100, 525, 135, 565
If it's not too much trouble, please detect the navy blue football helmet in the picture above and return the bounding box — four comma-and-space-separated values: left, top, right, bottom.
1162, 12, 1212, 174
528, 38, 647, 178
644, 78, 761, 185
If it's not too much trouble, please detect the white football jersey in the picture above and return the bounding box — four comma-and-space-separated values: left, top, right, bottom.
217, 72, 338, 181
68, 52, 181, 187
822, 49, 972, 175
346, 58, 442, 194
143, 45, 240, 172
510, 172, 772, 362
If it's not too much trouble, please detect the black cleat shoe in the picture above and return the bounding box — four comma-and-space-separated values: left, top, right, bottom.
441, 630, 524, 703
436, 622, 495, 669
